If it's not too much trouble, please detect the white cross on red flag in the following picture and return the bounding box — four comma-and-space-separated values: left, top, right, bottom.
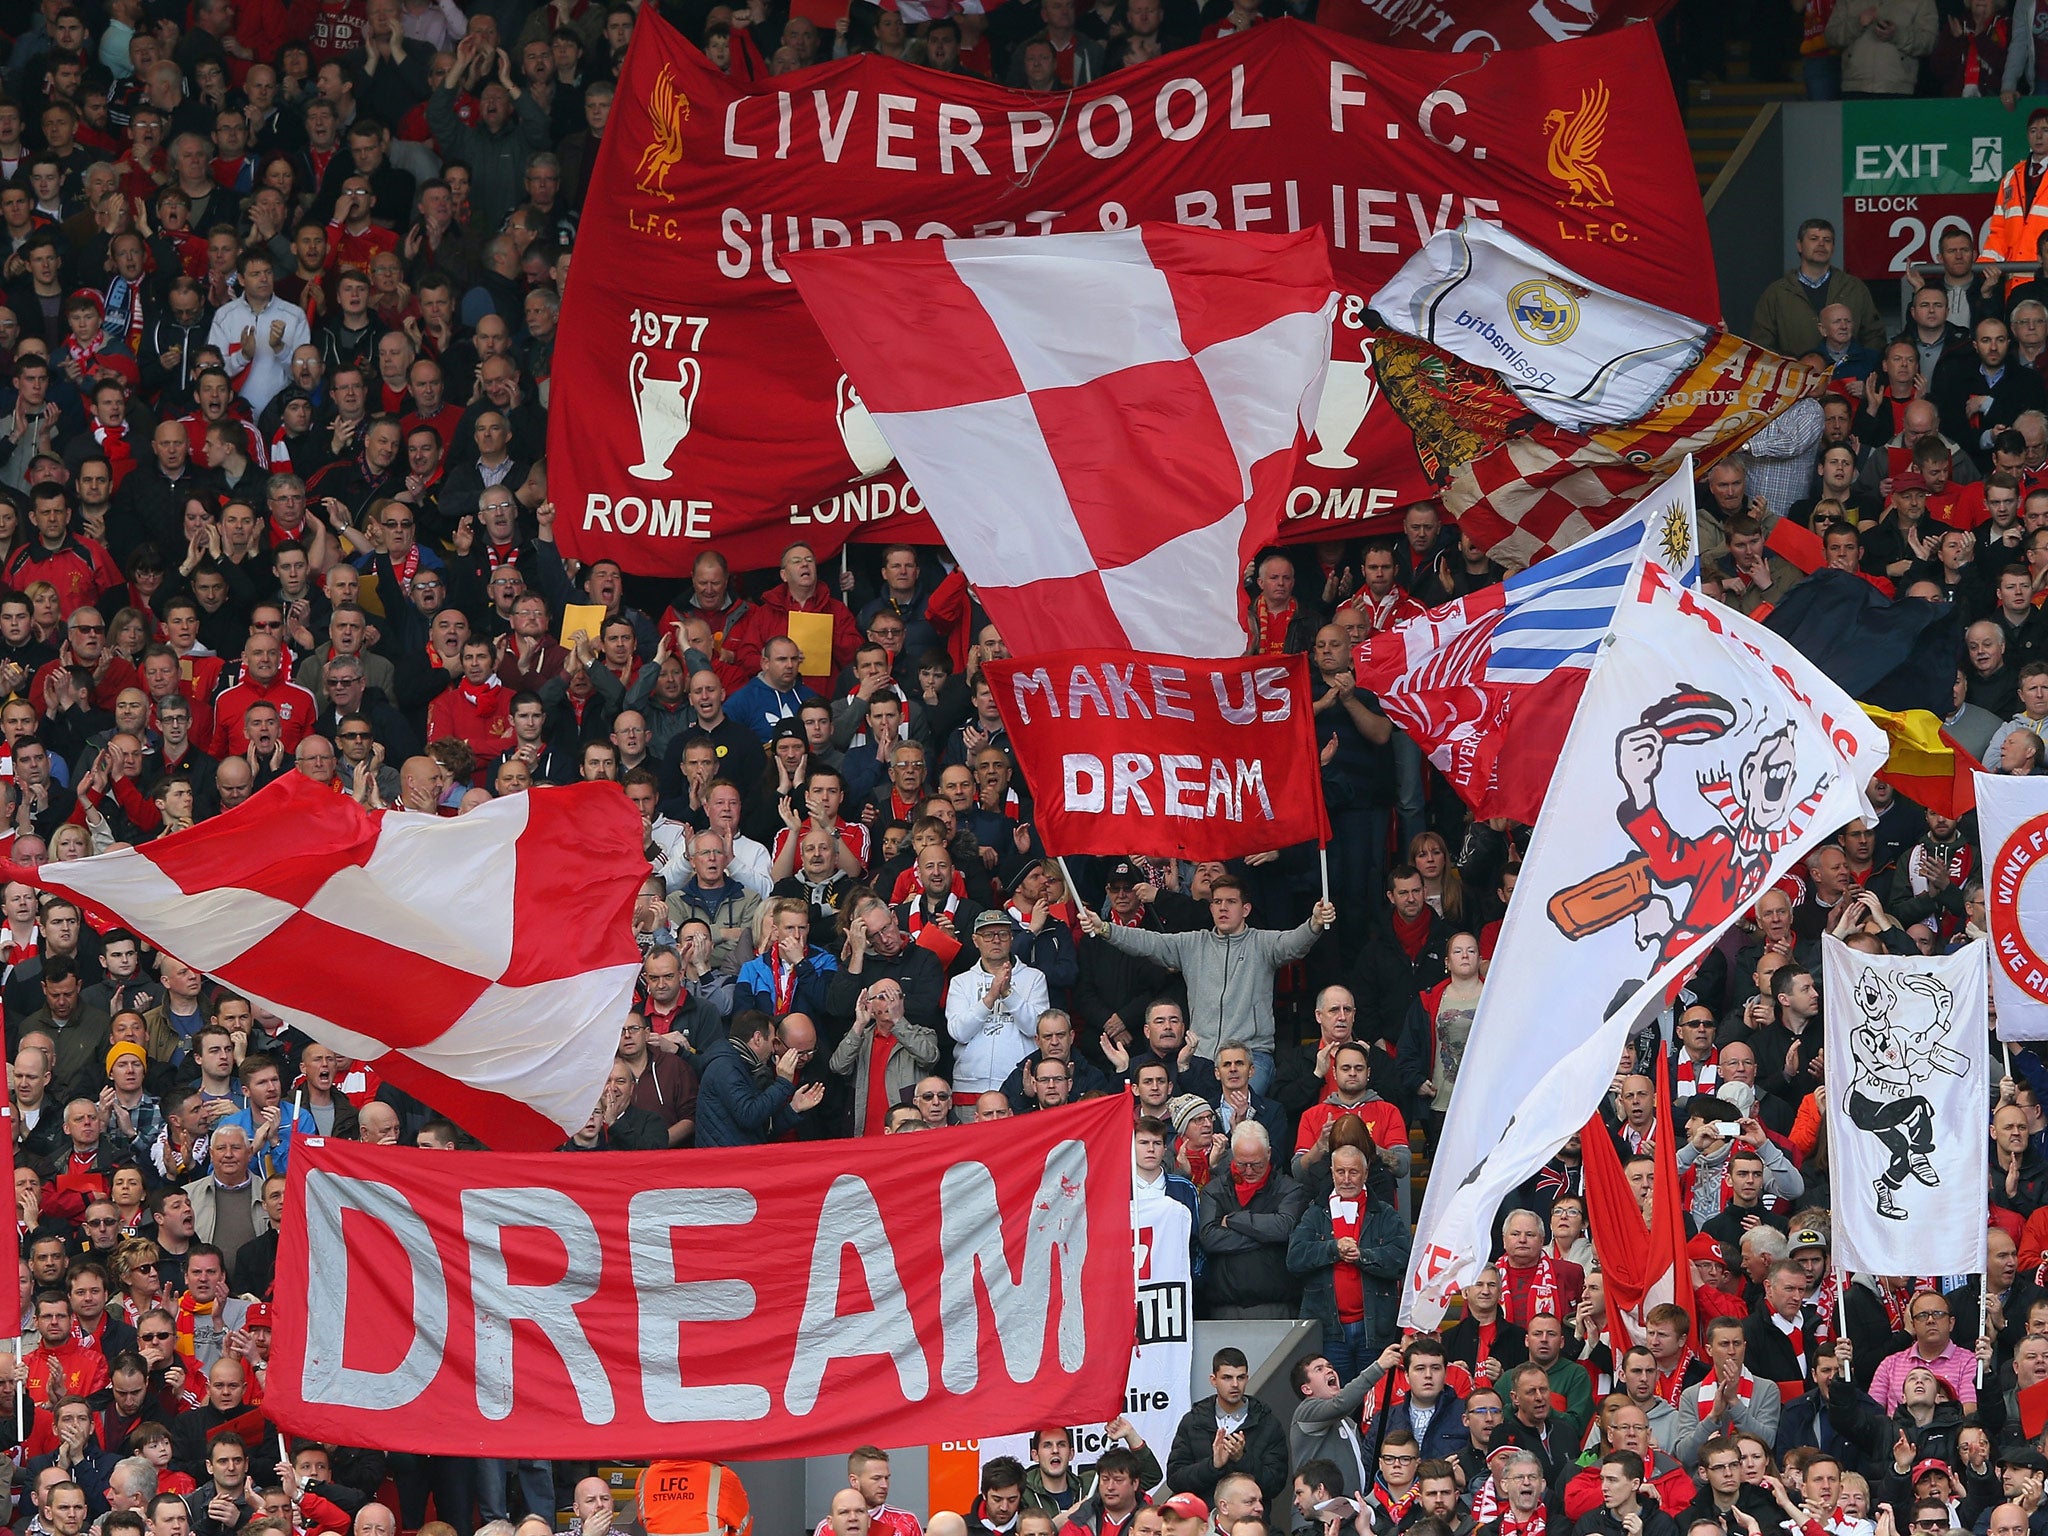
788, 226, 1337, 658
0, 778, 646, 1150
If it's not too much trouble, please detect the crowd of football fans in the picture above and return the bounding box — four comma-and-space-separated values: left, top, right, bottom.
0, 1, 2032, 1536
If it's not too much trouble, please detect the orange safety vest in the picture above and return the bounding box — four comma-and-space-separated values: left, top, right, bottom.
1984, 158, 2048, 287
639, 1461, 753, 1536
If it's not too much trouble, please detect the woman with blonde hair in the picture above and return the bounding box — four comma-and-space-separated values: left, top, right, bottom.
109, 1237, 162, 1323
1406, 831, 1465, 924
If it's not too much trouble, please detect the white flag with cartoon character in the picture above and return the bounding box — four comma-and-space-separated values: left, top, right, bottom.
1822, 934, 1988, 1275
1403, 563, 1886, 1329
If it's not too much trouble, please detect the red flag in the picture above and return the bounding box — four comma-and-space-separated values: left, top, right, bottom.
265, 1099, 1135, 1460
550, 11, 1717, 577
984, 651, 1332, 859
1315, 0, 1675, 50
1765, 517, 1826, 575
1579, 1052, 1697, 1349
2021, 1377, 2048, 1440
0, 777, 646, 1151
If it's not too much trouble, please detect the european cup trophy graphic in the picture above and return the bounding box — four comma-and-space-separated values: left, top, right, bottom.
628, 351, 700, 481
1307, 335, 1378, 469
836, 375, 896, 479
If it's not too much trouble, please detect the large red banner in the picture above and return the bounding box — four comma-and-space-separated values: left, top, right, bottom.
265, 1099, 1133, 1459
1315, 0, 1676, 51
551, 14, 1716, 576
985, 651, 1332, 860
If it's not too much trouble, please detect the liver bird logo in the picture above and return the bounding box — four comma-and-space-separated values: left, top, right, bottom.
1542, 81, 1615, 210
634, 64, 690, 198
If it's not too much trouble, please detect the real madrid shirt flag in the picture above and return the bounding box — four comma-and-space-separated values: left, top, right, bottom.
1370, 220, 1712, 435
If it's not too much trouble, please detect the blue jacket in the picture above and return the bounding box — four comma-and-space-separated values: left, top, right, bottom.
726, 677, 819, 743
733, 945, 838, 1019
693, 1036, 800, 1148
1370, 1387, 1470, 1461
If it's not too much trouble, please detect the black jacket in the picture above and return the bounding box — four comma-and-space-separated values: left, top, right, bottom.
1745, 1302, 1829, 1389
1349, 911, 1451, 1056
1501, 1414, 1581, 1488
1572, 1506, 1677, 1536
1678, 1488, 1784, 1536
1072, 915, 1185, 1042
1164, 1393, 1289, 1507
1197, 1168, 1309, 1313
1442, 1313, 1528, 1378
1287, 1193, 1409, 1363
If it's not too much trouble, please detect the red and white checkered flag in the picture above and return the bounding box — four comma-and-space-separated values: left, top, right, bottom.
789, 226, 1337, 658
0, 778, 646, 1150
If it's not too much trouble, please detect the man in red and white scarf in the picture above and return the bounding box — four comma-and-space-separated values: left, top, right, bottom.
1671, 1007, 1722, 1099
1645, 1304, 1704, 1408
1480, 1449, 1551, 1536
1341, 543, 1424, 639
1498, 1209, 1585, 1328
1674, 1316, 1782, 1467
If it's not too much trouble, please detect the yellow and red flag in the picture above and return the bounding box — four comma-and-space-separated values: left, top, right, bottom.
1862, 704, 1982, 818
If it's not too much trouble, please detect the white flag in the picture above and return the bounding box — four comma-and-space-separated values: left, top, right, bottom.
1976, 772, 2048, 1041
979, 1188, 1192, 1493
1370, 221, 1710, 434
1821, 935, 1987, 1275
1402, 565, 1886, 1329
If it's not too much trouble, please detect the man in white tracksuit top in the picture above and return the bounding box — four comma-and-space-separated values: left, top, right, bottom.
947, 909, 1050, 1099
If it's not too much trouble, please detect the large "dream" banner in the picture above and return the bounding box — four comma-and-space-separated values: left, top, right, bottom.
265, 1098, 1133, 1459
550, 13, 1716, 575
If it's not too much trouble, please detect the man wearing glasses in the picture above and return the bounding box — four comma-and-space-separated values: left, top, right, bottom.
1677, 1439, 1779, 1536
1869, 1293, 1980, 1411
32, 606, 140, 716
909, 1075, 954, 1130
316, 658, 419, 763
349, 495, 446, 612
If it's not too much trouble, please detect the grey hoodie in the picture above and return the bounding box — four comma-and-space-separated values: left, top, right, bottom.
1095, 918, 1321, 1056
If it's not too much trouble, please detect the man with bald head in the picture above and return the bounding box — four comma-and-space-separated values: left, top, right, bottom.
293, 735, 337, 784
397, 756, 442, 814
1815, 303, 1878, 381
353, 1503, 397, 1536
212, 756, 254, 815
356, 1102, 400, 1144
1863, 396, 1981, 500
559, 1476, 612, 1536
824, 1490, 871, 1536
